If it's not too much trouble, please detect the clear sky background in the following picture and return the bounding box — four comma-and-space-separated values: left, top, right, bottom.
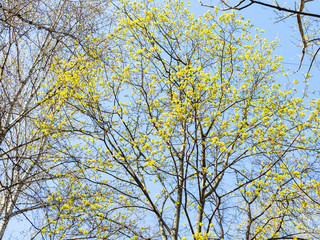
5, 1, 320, 239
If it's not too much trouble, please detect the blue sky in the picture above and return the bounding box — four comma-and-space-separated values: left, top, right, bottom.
4, 1, 320, 239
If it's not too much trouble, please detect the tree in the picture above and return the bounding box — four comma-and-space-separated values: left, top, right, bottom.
0, 0, 111, 238
199, 0, 320, 72
44, 0, 320, 239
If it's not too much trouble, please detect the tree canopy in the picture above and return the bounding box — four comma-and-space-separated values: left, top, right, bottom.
1, 0, 320, 239
39, 0, 320, 239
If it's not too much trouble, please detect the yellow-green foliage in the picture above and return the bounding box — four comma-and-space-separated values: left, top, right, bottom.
42, 0, 320, 239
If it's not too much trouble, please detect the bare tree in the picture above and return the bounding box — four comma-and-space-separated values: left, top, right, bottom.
0, 0, 112, 238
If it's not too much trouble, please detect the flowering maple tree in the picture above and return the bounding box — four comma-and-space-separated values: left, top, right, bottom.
42, 0, 320, 239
